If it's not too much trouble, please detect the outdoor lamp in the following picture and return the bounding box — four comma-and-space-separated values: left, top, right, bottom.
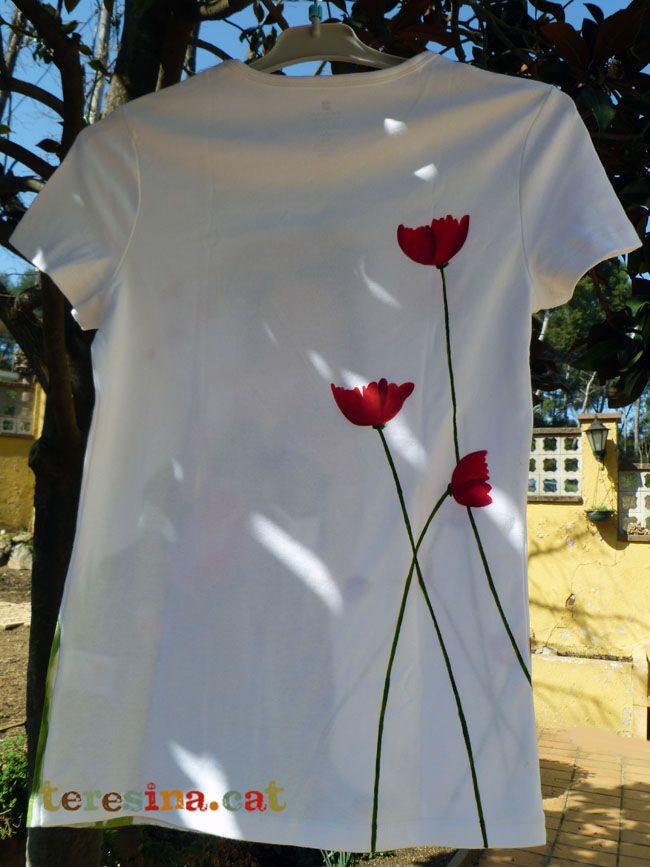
584, 417, 609, 462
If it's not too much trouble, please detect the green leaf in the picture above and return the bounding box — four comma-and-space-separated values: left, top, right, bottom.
88, 58, 109, 74
616, 340, 645, 371
619, 176, 650, 206
571, 337, 622, 370
606, 365, 649, 407
63, 0, 82, 12
576, 87, 616, 131
641, 312, 650, 341
585, 3, 604, 23
0, 124, 11, 135
624, 298, 650, 318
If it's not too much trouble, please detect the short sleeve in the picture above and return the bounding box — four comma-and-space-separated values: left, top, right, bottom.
521, 87, 642, 313
8, 106, 139, 331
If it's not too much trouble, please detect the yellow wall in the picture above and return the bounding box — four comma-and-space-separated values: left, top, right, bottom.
531, 654, 635, 734
0, 380, 44, 532
528, 413, 650, 738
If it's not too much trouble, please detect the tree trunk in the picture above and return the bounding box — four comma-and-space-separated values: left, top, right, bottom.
88, 0, 115, 123
25, 397, 104, 867
538, 309, 550, 341
580, 371, 597, 413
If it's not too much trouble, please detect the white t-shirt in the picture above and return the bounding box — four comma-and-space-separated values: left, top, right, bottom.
9, 50, 641, 852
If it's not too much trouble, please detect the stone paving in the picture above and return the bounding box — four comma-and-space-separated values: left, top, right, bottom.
478, 727, 650, 866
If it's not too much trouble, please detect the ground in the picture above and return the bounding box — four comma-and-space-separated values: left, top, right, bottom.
0, 566, 456, 866
0, 567, 30, 740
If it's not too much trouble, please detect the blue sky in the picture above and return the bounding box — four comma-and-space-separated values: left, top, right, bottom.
1, 0, 643, 286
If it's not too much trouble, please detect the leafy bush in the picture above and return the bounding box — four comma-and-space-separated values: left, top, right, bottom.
0, 732, 29, 840
102, 826, 333, 866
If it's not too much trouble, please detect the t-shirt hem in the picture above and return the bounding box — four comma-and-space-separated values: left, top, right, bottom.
27, 807, 548, 852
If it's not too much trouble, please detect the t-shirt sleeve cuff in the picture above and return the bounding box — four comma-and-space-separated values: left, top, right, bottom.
9, 210, 102, 331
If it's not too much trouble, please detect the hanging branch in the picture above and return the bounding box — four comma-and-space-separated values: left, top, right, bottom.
0, 72, 64, 115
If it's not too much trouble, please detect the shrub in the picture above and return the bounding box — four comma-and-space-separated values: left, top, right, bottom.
0, 732, 29, 840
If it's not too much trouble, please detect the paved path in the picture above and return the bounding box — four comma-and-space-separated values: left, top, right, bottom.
478, 727, 650, 866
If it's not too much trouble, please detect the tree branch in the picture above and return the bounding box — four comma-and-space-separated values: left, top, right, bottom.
191, 36, 232, 60
0, 73, 65, 116
9, 0, 86, 151
0, 283, 49, 392
258, 0, 289, 30
0, 173, 45, 195
196, 0, 254, 22
0, 137, 55, 179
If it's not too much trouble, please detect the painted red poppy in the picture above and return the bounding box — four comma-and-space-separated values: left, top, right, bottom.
450, 450, 492, 507
397, 214, 470, 267
331, 378, 415, 427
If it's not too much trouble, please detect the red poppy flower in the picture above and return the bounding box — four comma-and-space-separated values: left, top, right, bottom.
331, 378, 415, 428
450, 450, 492, 507
397, 214, 470, 267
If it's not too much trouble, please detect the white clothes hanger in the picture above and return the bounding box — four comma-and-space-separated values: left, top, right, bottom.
249, 2, 414, 74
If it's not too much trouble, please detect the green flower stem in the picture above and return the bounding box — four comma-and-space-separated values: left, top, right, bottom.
372, 427, 487, 851
369, 484, 451, 853
439, 264, 531, 688
439, 265, 460, 463
465, 506, 532, 685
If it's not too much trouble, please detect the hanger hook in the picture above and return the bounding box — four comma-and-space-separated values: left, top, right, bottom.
309, 2, 322, 38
